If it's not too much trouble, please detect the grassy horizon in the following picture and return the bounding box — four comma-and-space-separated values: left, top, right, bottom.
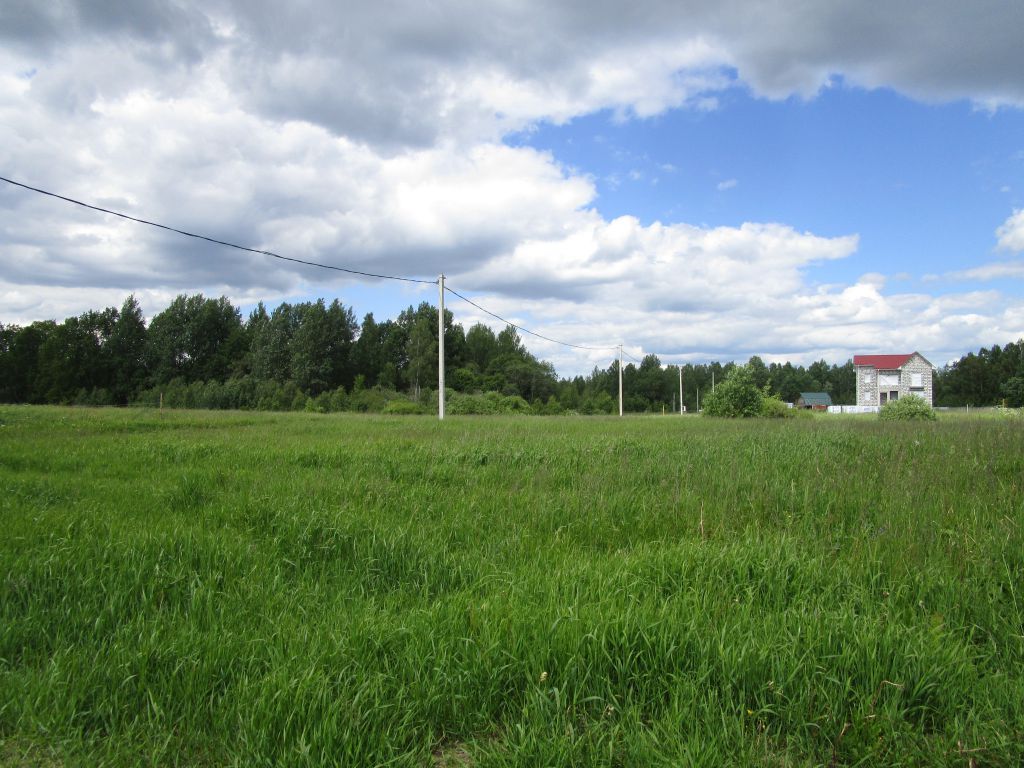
1, 406, 1022, 766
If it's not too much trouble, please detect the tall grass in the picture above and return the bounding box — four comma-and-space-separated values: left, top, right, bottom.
1, 407, 1022, 765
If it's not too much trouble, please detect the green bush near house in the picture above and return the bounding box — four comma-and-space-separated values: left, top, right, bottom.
879, 393, 936, 421
701, 365, 764, 418
759, 393, 793, 418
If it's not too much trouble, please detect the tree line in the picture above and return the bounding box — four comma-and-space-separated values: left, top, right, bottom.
932, 340, 1024, 407
1, 293, 1021, 412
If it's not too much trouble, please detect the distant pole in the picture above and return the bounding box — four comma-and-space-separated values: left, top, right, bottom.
679, 366, 683, 414
438, 274, 445, 421
618, 345, 624, 417
712, 370, 715, 393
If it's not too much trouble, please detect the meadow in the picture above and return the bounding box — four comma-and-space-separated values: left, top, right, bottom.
1, 406, 1022, 766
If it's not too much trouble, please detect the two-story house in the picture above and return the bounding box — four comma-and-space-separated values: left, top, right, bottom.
853, 352, 934, 407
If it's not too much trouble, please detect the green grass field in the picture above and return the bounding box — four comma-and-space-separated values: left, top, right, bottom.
1, 407, 1022, 766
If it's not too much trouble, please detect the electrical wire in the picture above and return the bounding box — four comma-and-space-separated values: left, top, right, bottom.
444, 284, 620, 352
1, 175, 690, 365
0, 175, 437, 285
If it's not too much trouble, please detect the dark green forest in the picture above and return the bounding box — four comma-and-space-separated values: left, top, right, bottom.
1, 294, 1021, 413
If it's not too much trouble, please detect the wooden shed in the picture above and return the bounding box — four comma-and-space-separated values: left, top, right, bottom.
796, 392, 832, 410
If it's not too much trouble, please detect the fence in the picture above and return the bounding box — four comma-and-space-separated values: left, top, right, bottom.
826, 405, 880, 414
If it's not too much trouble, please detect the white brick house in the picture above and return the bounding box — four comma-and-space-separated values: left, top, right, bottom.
854, 353, 934, 407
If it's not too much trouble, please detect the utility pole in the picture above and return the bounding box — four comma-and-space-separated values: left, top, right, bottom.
679, 366, 683, 414
438, 274, 445, 420
618, 345, 623, 417
712, 370, 715, 393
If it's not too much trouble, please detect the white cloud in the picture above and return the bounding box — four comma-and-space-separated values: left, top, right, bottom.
948, 261, 1024, 282
4, 1, 1024, 151
934, 210, 1024, 285
996, 209, 1024, 252
717, 179, 738, 191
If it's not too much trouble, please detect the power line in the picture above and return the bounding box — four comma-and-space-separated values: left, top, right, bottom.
0, 175, 437, 285
444, 284, 619, 352
2, 174, 681, 365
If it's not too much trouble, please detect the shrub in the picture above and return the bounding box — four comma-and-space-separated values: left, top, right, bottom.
539, 395, 564, 415
879, 394, 936, 421
328, 387, 348, 412
760, 394, 792, 418
701, 365, 763, 418
446, 392, 498, 415
580, 391, 615, 415
501, 395, 531, 413
348, 387, 388, 413
305, 392, 333, 413
290, 389, 309, 412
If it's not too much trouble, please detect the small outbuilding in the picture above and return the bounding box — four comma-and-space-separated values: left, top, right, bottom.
796, 392, 832, 410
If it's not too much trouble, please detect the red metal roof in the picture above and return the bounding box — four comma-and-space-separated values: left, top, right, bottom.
853, 353, 915, 369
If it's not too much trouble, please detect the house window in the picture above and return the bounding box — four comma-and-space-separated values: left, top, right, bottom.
879, 373, 899, 387
910, 373, 923, 387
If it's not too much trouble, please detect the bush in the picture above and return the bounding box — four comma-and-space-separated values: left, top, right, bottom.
328, 387, 348, 412
580, 391, 614, 415
443, 390, 536, 415
760, 394, 792, 418
446, 392, 499, 415
290, 390, 308, 412
701, 365, 763, 418
348, 387, 389, 413
305, 392, 332, 413
539, 395, 564, 415
879, 394, 936, 421
501, 395, 531, 413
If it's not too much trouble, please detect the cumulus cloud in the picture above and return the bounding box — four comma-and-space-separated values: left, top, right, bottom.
996, 209, 1024, 252
447, 276, 1021, 376
0, 80, 594, 292
4, 0, 1024, 149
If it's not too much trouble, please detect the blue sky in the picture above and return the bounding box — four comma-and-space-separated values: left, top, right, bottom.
515, 85, 1024, 292
2, 1, 1023, 375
